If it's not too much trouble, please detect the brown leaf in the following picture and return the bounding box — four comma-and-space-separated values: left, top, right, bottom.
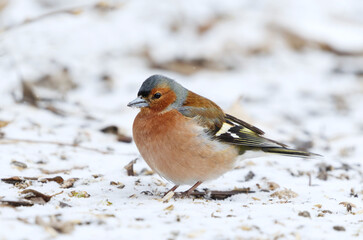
100, 125, 118, 134
298, 211, 311, 218
333, 226, 346, 231
1, 176, 37, 184
21, 189, 53, 202
110, 181, 125, 189
100, 125, 132, 143
124, 158, 137, 176
61, 178, 79, 188
0, 200, 34, 207
39, 176, 64, 184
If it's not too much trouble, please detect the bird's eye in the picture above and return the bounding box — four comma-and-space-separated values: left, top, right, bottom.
153, 92, 162, 99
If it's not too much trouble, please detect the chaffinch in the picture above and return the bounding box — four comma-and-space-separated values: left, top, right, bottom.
128, 75, 318, 196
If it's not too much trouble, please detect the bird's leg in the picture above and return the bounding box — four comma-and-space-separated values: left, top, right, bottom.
163, 185, 179, 197
184, 181, 203, 196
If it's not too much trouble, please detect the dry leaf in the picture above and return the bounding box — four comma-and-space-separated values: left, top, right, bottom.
267, 182, 280, 191
124, 158, 137, 176
21, 189, 53, 203
100, 125, 132, 143
333, 226, 346, 231
40, 176, 64, 184
0, 200, 34, 207
11, 160, 27, 170
61, 178, 79, 188
298, 211, 311, 218
110, 181, 125, 189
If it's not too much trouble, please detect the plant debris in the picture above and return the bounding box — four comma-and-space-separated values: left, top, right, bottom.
339, 202, 356, 213
40, 166, 86, 174
270, 189, 298, 200
40, 176, 64, 184
173, 188, 254, 200
35, 215, 75, 236
1, 176, 37, 184
298, 211, 311, 218
317, 163, 333, 181
0, 200, 34, 207
21, 189, 62, 203
164, 204, 174, 211
267, 182, 280, 191
100, 125, 132, 143
0, 120, 10, 128
244, 171, 255, 181
110, 181, 125, 189
61, 178, 79, 188
69, 191, 90, 198
11, 160, 28, 170
333, 226, 346, 231
124, 158, 138, 176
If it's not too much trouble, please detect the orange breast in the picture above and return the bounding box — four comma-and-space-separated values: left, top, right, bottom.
132, 109, 239, 185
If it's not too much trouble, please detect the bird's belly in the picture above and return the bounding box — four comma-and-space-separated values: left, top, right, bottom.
133, 114, 239, 185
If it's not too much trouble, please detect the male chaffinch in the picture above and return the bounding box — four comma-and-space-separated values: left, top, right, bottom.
128, 75, 318, 196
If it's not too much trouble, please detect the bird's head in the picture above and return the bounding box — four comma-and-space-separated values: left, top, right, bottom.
127, 75, 188, 112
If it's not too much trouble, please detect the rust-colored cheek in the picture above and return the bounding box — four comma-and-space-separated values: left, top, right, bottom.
149, 89, 177, 112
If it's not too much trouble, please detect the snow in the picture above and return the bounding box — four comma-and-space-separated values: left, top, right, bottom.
0, 0, 362, 239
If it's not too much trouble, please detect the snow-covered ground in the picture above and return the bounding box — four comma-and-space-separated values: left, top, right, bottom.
0, 0, 362, 239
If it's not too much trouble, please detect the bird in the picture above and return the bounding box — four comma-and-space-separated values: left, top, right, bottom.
128, 74, 319, 196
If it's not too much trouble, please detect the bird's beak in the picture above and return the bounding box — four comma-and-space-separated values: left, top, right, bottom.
127, 96, 149, 108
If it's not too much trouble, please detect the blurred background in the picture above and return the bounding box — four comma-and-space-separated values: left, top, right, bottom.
1, 0, 362, 153
0, 0, 363, 239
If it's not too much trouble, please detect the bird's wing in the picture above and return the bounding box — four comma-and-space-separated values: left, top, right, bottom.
178, 91, 287, 148
178, 91, 225, 133
178, 106, 225, 133
214, 114, 288, 148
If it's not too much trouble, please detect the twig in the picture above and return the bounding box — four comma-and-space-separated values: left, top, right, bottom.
174, 189, 255, 200
1, 4, 92, 33
0, 138, 112, 154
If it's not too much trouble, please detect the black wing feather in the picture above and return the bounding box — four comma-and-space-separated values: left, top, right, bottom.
216, 114, 288, 148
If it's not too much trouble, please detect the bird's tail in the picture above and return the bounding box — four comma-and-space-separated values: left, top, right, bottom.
261, 147, 321, 158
